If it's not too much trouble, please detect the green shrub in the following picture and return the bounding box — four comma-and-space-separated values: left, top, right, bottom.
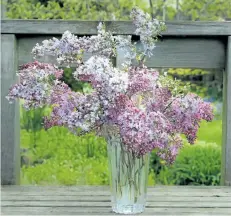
20, 105, 49, 132
61, 68, 85, 92
150, 120, 222, 185
6, 0, 149, 20
167, 69, 223, 101
157, 142, 221, 185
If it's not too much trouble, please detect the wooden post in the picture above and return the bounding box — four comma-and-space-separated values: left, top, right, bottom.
222, 36, 231, 186
1, 34, 20, 185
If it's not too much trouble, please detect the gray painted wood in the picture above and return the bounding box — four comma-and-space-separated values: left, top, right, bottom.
4, 191, 230, 197
134, 38, 225, 69
2, 20, 231, 36
2, 207, 231, 215
2, 185, 231, 191
1, 34, 20, 185
1, 186, 231, 215
2, 195, 231, 202
222, 36, 231, 186
3, 201, 231, 207
2, 186, 231, 197
18, 36, 225, 69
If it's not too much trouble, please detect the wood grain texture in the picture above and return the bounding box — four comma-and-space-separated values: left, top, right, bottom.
3, 195, 231, 202
2, 185, 231, 191
3, 191, 231, 197
1, 20, 231, 36
1, 186, 231, 215
3, 201, 231, 208
18, 36, 225, 69
2, 207, 231, 215
135, 38, 225, 69
222, 36, 231, 186
1, 34, 20, 185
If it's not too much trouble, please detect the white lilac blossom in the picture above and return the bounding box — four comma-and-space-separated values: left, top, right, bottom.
74, 56, 128, 102
7, 8, 214, 164
130, 7, 166, 57
32, 23, 116, 65
114, 35, 137, 67
32, 31, 85, 65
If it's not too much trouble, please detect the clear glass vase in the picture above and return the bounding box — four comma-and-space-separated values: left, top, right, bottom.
105, 127, 150, 214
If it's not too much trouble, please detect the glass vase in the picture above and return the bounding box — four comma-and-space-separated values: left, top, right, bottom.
105, 127, 150, 214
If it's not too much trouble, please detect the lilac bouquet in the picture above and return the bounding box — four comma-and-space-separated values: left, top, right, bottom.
7, 7, 213, 214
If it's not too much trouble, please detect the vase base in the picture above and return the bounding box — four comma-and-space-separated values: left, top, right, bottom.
112, 203, 145, 214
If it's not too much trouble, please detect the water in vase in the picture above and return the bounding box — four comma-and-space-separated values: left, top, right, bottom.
107, 135, 149, 214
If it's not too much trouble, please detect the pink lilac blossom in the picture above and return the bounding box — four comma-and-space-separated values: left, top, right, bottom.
164, 93, 214, 144
127, 66, 159, 97
156, 134, 183, 164
7, 8, 214, 164
110, 94, 183, 163
145, 87, 172, 113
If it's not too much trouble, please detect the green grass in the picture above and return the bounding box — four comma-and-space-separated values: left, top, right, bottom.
196, 120, 222, 146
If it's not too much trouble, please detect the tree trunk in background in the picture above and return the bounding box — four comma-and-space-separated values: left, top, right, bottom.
176, 0, 179, 20
149, 0, 154, 19
1, 0, 7, 19
163, 0, 166, 20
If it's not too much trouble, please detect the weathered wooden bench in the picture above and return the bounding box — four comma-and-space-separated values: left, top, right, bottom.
1, 19, 231, 215
2, 186, 231, 215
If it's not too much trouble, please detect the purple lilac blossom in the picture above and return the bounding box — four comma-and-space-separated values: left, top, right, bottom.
7, 8, 214, 164
32, 22, 116, 65
7, 61, 63, 109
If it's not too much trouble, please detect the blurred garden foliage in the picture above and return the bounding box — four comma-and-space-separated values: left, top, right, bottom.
20, 118, 222, 186
5, 0, 149, 20
4, 0, 226, 185
5, 0, 231, 21
155, 141, 221, 186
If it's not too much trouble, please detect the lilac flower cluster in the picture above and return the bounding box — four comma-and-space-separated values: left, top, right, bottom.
127, 66, 159, 97
32, 22, 116, 65
7, 61, 63, 109
44, 86, 102, 133
7, 8, 214, 164
130, 7, 166, 57
165, 93, 214, 144
32, 31, 85, 65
